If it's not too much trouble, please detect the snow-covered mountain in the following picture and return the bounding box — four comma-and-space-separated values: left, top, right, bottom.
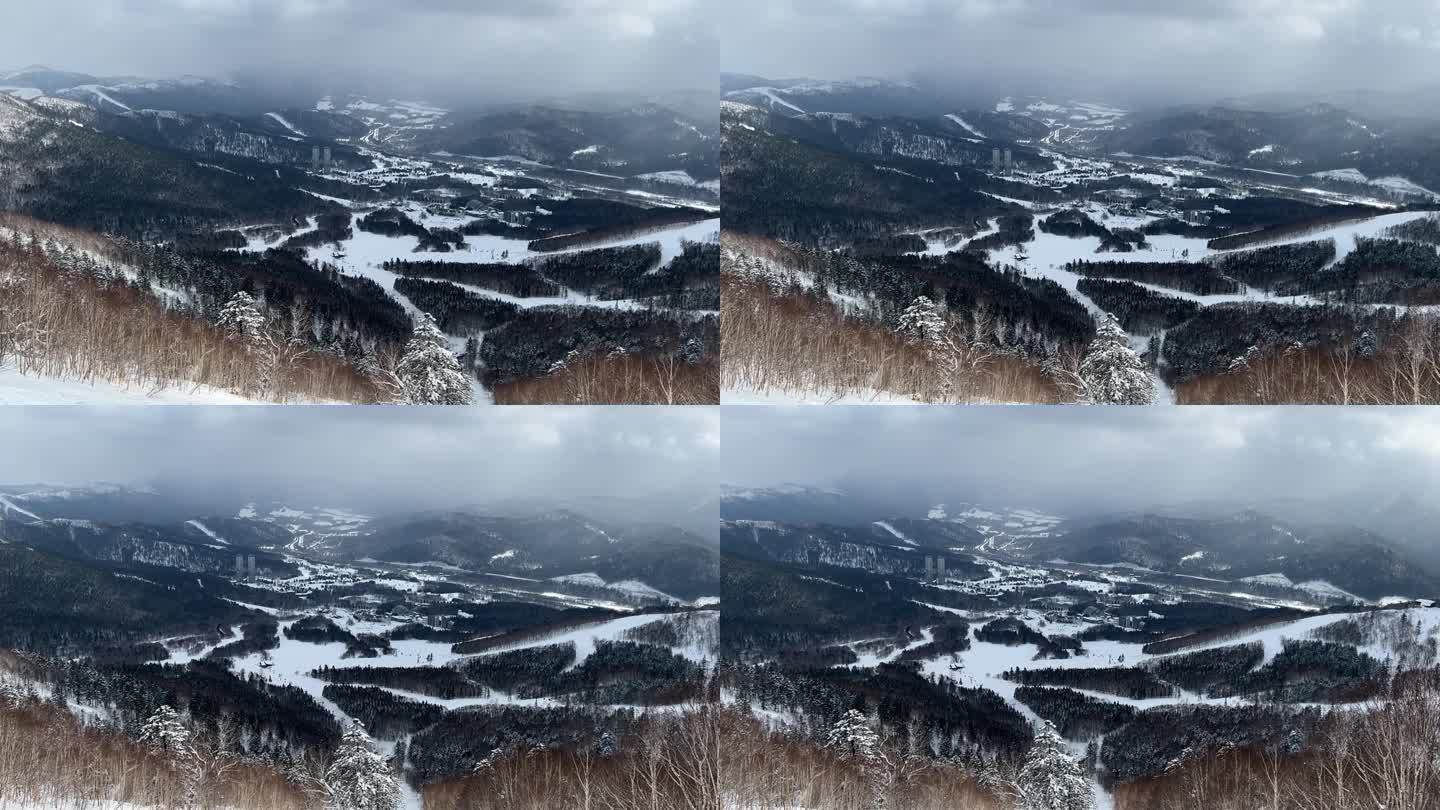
1032, 511, 1438, 601
719, 482, 897, 526
721, 74, 938, 119
926, 503, 1066, 552
0, 66, 717, 181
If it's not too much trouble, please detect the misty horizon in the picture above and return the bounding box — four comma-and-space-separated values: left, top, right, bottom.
722, 407, 1440, 519
722, 1, 1440, 109
0, 0, 718, 107
0, 406, 719, 518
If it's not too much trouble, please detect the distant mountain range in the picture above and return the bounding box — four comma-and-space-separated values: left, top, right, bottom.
720, 483, 1440, 601
723, 71, 1440, 196
0, 65, 717, 179
0, 483, 718, 601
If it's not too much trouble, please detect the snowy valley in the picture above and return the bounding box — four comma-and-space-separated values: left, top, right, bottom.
721, 73, 1440, 406
717, 400, 1440, 810
0, 67, 719, 405
0, 476, 718, 808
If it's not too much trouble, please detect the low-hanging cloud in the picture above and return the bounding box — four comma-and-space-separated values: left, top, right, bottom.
724, 0, 1440, 106
0, 406, 719, 515
1, 0, 717, 104
722, 406, 1440, 517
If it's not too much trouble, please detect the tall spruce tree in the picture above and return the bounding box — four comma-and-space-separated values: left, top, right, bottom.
325, 724, 401, 810
1016, 721, 1093, 810
396, 314, 472, 405
1079, 313, 1153, 404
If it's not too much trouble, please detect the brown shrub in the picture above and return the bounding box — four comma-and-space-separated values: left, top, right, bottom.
721, 234, 1065, 404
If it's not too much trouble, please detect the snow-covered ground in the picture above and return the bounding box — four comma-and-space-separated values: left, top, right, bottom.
909, 218, 1000, 257
989, 209, 1432, 310
934, 505, 1065, 552
944, 113, 986, 140
264, 111, 305, 136
222, 607, 716, 723
277, 211, 716, 403
465, 609, 717, 670
0, 364, 258, 404
300, 212, 715, 313
843, 627, 934, 668
965, 207, 1433, 399
897, 606, 1440, 718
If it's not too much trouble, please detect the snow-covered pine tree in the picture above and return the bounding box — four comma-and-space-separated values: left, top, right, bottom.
895, 296, 949, 356
597, 731, 618, 757
680, 337, 704, 364
217, 290, 279, 392
325, 724, 401, 810
471, 747, 506, 775
216, 291, 267, 350
396, 314, 472, 405
139, 705, 196, 761
1015, 721, 1093, 810
826, 709, 890, 809
139, 705, 202, 807
826, 708, 880, 762
1078, 313, 1154, 405
0, 681, 27, 710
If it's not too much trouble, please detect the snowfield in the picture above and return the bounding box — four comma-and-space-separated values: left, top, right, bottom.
944, 113, 986, 140
302, 212, 716, 316
0, 364, 259, 404
883, 605, 1440, 720
465, 610, 717, 670
263, 111, 305, 136
989, 209, 1432, 311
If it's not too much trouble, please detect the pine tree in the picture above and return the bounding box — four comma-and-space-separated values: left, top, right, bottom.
396, 314, 472, 405
139, 705, 196, 762
827, 709, 880, 761
325, 724, 401, 810
217, 290, 277, 392
826, 709, 889, 809
597, 731, 618, 757
216, 291, 267, 348
0, 681, 28, 710
895, 296, 949, 355
139, 705, 202, 807
680, 338, 704, 364
1015, 722, 1093, 810
1079, 314, 1154, 404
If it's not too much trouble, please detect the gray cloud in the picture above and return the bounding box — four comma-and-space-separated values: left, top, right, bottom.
0, 406, 719, 514
722, 406, 1440, 516
1, 0, 716, 103
723, 0, 1440, 106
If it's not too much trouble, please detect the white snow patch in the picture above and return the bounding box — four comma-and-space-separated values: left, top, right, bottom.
944, 113, 986, 139
186, 520, 227, 545
264, 111, 305, 136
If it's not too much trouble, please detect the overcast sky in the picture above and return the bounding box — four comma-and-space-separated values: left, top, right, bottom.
0, 0, 716, 103
724, 0, 1440, 105
723, 406, 1440, 516
0, 406, 718, 514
